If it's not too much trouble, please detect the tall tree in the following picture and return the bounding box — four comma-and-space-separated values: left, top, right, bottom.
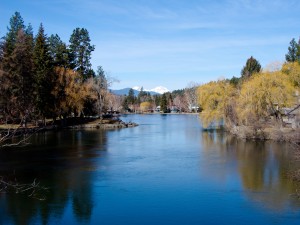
9, 29, 34, 124
33, 24, 55, 120
53, 67, 95, 119
69, 28, 95, 80
285, 38, 299, 63
241, 56, 261, 80
197, 80, 236, 128
48, 34, 70, 68
160, 93, 168, 113
92, 66, 108, 116
185, 82, 198, 112
0, 30, 34, 123
4, 12, 25, 56
1, 12, 25, 78
127, 88, 135, 105
0, 12, 31, 123
238, 71, 295, 126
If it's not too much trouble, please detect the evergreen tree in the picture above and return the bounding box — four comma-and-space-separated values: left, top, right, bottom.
167, 93, 173, 107
0, 12, 28, 121
48, 34, 70, 67
33, 24, 55, 120
69, 28, 95, 80
127, 88, 135, 105
122, 98, 129, 111
160, 93, 168, 113
9, 29, 35, 123
154, 95, 161, 107
229, 76, 240, 87
285, 38, 299, 62
4, 12, 25, 56
241, 56, 261, 80
1, 12, 25, 74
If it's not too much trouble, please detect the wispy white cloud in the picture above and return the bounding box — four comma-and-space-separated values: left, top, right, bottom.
1, 0, 300, 90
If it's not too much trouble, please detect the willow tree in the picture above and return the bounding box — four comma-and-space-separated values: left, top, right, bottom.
282, 62, 300, 88
237, 71, 295, 126
53, 67, 95, 118
197, 80, 237, 128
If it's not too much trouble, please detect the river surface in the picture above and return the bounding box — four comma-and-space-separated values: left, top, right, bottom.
0, 114, 300, 225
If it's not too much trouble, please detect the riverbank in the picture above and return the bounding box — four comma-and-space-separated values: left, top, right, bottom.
0, 117, 138, 137
229, 125, 300, 144
67, 118, 138, 129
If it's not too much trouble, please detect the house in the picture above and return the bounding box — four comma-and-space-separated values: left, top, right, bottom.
283, 104, 300, 129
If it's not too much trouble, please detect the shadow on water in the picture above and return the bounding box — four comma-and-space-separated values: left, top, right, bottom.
201, 130, 300, 211
0, 130, 108, 225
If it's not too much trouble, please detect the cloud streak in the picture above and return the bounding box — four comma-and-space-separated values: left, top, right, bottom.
1, 0, 300, 90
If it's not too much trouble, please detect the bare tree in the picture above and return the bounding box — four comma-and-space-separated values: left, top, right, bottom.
184, 82, 199, 112
107, 93, 123, 112
92, 66, 118, 117
173, 95, 188, 112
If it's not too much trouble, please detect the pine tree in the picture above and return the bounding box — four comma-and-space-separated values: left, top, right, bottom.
69, 28, 95, 80
285, 38, 299, 62
0, 12, 27, 122
33, 24, 55, 120
4, 12, 25, 56
160, 93, 168, 113
241, 56, 261, 80
127, 88, 135, 105
9, 29, 35, 123
1, 12, 25, 75
48, 34, 70, 67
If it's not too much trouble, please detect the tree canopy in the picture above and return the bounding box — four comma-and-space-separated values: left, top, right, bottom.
241, 56, 261, 80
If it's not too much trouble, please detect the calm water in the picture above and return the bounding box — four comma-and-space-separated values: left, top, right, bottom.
0, 114, 300, 225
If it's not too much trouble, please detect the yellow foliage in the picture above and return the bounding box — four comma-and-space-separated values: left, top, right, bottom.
197, 80, 236, 128
237, 71, 295, 125
282, 62, 300, 88
140, 101, 152, 112
53, 67, 96, 116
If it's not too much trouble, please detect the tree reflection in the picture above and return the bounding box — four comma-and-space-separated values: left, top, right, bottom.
201, 130, 300, 211
0, 130, 107, 224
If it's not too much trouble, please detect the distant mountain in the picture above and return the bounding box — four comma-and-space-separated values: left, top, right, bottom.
111, 88, 140, 96
149, 86, 170, 94
132, 86, 170, 94
111, 86, 170, 96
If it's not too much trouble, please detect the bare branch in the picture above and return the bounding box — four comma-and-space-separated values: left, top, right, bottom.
0, 176, 48, 200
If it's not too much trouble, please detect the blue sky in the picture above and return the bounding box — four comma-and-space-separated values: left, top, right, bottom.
1, 0, 300, 91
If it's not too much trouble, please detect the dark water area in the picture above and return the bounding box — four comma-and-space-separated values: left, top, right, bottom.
0, 114, 300, 225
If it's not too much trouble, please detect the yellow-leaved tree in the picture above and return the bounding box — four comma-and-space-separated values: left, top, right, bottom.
140, 102, 152, 112
197, 80, 237, 128
282, 62, 300, 88
237, 71, 295, 126
53, 67, 96, 118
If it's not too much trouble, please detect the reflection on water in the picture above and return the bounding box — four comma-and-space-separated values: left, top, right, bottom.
0, 130, 107, 225
0, 115, 300, 225
201, 130, 300, 211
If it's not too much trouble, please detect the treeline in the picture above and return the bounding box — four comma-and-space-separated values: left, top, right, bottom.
198, 38, 300, 131
121, 85, 199, 113
0, 12, 117, 126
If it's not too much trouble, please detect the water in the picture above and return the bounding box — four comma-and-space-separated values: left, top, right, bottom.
0, 114, 300, 225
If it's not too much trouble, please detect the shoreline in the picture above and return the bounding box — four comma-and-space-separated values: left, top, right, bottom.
0, 117, 138, 136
